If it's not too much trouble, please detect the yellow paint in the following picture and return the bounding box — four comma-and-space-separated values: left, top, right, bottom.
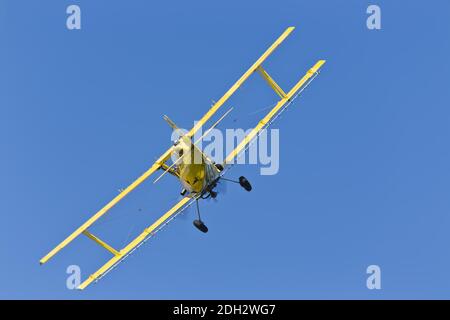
41, 27, 326, 290
39, 149, 172, 265
186, 27, 295, 138
82, 230, 120, 256
224, 60, 326, 164
78, 197, 191, 290
174, 137, 208, 193
256, 66, 287, 99
154, 107, 233, 184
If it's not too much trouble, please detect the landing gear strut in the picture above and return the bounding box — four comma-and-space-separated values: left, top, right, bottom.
193, 200, 208, 233
221, 176, 252, 192
192, 174, 252, 234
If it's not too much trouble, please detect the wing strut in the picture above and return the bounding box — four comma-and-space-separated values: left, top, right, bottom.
224, 60, 326, 165
78, 197, 192, 290
40, 27, 326, 290
39, 152, 170, 265
40, 27, 296, 265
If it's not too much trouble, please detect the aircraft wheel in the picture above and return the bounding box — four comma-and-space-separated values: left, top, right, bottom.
193, 219, 208, 233
239, 176, 252, 192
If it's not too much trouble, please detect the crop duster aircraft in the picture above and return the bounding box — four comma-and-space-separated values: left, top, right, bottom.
40, 27, 326, 289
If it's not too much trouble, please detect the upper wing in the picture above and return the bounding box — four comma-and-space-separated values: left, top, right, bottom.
40, 27, 297, 265
224, 60, 326, 165
186, 27, 296, 138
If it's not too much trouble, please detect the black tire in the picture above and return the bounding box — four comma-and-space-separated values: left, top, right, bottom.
193, 219, 208, 233
239, 176, 252, 192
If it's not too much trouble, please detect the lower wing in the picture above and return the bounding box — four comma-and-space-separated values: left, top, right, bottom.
78, 196, 194, 289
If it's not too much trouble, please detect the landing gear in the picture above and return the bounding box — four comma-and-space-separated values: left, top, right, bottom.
193, 200, 208, 233
191, 174, 252, 234
193, 219, 208, 233
239, 176, 252, 191
221, 176, 252, 192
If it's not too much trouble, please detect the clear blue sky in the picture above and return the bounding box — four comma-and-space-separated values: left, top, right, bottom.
1, 0, 450, 299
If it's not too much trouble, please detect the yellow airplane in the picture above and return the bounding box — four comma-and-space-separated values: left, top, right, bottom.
40, 26, 326, 289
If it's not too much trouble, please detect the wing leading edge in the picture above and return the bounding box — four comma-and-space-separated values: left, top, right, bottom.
40, 27, 325, 290
78, 196, 192, 290
224, 60, 326, 165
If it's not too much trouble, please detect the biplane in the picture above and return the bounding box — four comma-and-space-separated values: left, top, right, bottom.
40, 26, 326, 289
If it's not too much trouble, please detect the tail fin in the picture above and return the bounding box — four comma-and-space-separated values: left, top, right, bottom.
163, 115, 179, 130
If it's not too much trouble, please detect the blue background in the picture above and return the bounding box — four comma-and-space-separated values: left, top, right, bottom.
1, 0, 450, 299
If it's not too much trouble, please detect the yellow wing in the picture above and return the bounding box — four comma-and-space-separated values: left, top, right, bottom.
78, 196, 193, 290
39, 149, 173, 265
40, 27, 299, 284
40, 27, 325, 289
186, 26, 296, 137
224, 60, 326, 165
